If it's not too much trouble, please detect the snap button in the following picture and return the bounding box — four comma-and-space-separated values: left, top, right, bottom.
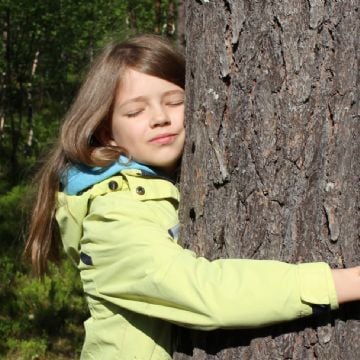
136, 186, 145, 195
108, 181, 118, 191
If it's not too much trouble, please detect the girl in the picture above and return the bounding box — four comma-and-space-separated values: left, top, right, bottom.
25, 34, 360, 359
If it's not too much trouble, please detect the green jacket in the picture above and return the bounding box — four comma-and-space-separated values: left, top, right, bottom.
56, 169, 338, 359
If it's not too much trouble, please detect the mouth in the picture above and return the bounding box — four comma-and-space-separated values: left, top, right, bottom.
149, 134, 177, 144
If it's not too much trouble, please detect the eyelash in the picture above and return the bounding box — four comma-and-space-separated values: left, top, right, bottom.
126, 110, 143, 118
125, 100, 184, 117
166, 100, 184, 106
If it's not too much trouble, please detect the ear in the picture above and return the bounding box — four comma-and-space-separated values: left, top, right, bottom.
96, 124, 117, 147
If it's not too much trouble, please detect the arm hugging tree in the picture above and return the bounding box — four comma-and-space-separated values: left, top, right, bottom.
176, 0, 360, 358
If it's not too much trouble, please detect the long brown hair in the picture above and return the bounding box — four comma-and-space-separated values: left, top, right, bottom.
25, 34, 185, 276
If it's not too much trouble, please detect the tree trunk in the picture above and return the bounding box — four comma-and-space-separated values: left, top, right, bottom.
154, 0, 162, 33
176, 0, 186, 51
175, 0, 360, 359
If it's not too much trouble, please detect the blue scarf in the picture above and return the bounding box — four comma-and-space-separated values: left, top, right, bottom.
62, 155, 157, 195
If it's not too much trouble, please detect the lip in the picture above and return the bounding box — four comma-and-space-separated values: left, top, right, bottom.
149, 133, 177, 144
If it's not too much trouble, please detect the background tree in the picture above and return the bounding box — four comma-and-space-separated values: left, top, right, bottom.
176, 0, 359, 359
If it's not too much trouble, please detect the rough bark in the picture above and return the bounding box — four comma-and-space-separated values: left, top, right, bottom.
175, 0, 360, 359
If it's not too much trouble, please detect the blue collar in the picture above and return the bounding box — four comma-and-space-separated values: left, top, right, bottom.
62, 155, 157, 195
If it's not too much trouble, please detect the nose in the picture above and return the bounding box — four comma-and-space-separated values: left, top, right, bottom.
149, 104, 170, 128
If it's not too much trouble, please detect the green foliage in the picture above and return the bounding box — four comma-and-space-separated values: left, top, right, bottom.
0, 257, 87, 358
0, 0, 129, 184
5, 338, 47, 360
15, 261, 87, 333
0, 185, 28, 245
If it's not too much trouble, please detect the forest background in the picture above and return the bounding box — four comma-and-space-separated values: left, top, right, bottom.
0, 1, 181, 359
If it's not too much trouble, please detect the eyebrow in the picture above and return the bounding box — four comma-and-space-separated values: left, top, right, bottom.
118, 89, 184, 108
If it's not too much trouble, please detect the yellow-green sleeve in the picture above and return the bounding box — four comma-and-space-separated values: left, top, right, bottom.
79, 194, 338, 330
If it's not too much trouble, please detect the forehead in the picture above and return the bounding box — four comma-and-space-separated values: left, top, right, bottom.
115, 69, 183, 104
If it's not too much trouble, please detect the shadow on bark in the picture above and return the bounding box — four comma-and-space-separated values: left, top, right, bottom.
175, 303, 360, 356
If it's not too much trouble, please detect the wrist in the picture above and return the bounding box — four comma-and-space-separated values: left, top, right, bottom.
331, 266, 360, 304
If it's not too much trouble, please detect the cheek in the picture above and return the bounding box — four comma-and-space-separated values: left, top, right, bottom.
110, 119, 128, 145
117, 122, 145, 144
172, 108, 185, 126
179, 108, 185, 125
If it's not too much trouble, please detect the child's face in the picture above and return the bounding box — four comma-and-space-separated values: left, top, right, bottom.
109, 69, 185, 174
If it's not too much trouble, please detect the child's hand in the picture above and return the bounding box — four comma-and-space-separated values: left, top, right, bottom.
332, 266, 360, 303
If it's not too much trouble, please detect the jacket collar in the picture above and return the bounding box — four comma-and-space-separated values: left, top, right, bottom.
62, 155, 157, 195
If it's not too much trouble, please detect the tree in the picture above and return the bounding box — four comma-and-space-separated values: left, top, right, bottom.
175, 0, 359, 358
176, 0, 186, 50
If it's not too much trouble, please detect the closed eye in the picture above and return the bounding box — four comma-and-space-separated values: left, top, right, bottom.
166, 100, 184, 106
126, 109, 143, 118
